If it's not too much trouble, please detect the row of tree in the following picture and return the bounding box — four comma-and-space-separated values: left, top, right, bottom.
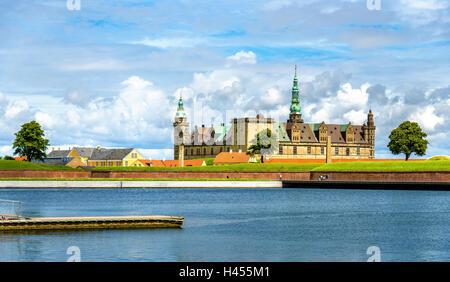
6, 120, 429, 163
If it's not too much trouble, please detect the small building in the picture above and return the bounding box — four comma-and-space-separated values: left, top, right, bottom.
213, 152, 251, 165
86, 147, 144, 167
68, 147, 96, 164
46, 146, 144, 167
65, 157, 86, 168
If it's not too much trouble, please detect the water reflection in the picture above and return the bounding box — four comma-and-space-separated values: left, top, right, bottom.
1, 188, 450, 261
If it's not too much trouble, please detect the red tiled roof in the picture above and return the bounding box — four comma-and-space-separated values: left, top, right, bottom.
14, 157, 27, 161
263, 158, 326, 163
137, 159, 205, 167
213, 152, 250, 165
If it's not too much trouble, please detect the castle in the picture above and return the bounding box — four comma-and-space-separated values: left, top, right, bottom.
173, 66, 375, 161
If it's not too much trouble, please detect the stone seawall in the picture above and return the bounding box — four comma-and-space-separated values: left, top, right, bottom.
107, 171, 310, 181
0, 170, 91, 178
310, 171, 450, 182
0, 170, 310, 181
0, 170, 448, 184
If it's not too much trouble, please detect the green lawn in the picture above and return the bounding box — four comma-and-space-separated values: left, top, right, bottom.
93, 162, 323, 172
428, 156, 450, 160
0, 160, 78, 170
1, 159, 449, 173
312, 160, 450, 171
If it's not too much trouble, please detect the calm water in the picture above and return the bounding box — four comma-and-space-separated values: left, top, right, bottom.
1, 188, 450, 262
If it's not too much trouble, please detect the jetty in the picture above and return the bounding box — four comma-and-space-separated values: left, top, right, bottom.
0, 215, 184, 231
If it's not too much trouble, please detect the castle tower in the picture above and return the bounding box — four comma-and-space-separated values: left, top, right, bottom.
173, 93, 190, 160
366, 109, 376, 158
288, 65, 304, 123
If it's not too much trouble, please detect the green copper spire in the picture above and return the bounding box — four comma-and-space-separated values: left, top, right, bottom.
175, 92, 187, 119
289, 65, 301, 114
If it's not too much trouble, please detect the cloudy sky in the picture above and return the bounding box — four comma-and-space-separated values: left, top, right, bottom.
0, 0, 449, 159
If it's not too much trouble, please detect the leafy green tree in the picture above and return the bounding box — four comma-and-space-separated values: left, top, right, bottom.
246, 129, 278, 163
387, 121, 428, 161
13, 121, 50, 162
3, 156, 14, 160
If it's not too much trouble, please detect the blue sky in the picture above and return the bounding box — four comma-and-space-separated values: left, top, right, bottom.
0, 0, 449, 159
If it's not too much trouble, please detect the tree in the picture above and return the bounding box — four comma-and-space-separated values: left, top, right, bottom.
387, 121, 428, 161
13, 121, 49, 162
246, 129, 278, 163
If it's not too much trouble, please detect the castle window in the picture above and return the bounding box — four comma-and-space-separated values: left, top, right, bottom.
346, 148, 350, 156
203, 148, 206, 155
293, 146, 297, 155
279, 146, 283, 155
357, 147, 360, 155
197, 148, 200, 154
321, 147, 325, 155
335, 147, 339, 155
307, 147, 311, 154
211, 148, 214, 155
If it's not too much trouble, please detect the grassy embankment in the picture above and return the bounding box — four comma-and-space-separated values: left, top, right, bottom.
0, 160, 78, 170
312, 160, 450, 172
0, 159, 449, 175
92, 162, 322, 172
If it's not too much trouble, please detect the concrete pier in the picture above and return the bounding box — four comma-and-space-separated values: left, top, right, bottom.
0, 181, 282, 189
0, 215, 184, 231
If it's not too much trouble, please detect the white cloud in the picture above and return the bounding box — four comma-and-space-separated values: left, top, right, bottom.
260, 88, 284, 106
343, 109, 366, 124
35, 111, 58, 129
227, 51, 257, 64
399, 0, 448, 10
5, 100, 30, 120
60, 59, 126, 71
395, 0, 449, 25
131, 37, 206, 49
138, 148, 173, 160
0, 145, 13, 157
337, 83, 369, 107
262, 0, 293, 11
409, 105, 444, 131
321, 6, 340, 14
191, 70, 241, 94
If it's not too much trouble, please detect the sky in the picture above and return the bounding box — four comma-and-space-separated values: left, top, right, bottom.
0, 0, 449, 159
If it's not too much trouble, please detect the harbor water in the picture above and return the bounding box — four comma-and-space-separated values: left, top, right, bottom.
1, 188, 450, 262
